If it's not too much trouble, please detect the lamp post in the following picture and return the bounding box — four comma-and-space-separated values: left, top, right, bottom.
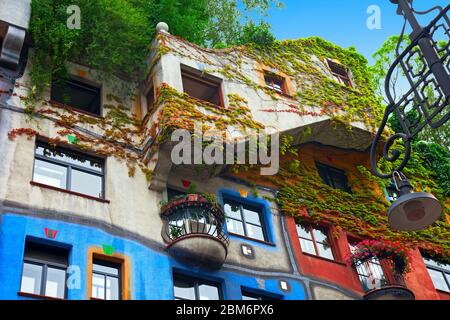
370, 0, 449, 230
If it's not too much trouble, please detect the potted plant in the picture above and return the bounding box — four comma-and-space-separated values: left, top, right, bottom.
348, 239, 411, 277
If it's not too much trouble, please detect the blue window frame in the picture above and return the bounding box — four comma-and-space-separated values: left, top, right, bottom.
173, 272, 222, 300
223, 196, 268, 242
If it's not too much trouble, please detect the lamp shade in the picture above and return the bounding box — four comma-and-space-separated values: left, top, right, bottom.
388, 192, 442, 231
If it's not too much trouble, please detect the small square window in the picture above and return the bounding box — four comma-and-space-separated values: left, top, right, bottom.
51, 78, 101, 116
181, 65, 222, 106
316, 162, 351, 193
327, 60, 352, 87
264, 73, 286, 94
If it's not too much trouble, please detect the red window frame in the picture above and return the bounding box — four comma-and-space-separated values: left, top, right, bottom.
296, 223, 335, 260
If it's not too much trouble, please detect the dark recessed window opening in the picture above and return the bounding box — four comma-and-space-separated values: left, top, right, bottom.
327, 60, 352, 87
173, 273, 222, 300
296, 223, 334, 260
242, 289, 280, 300
223, 198, 268, 242
91, 259, 122, 300
51, 78, 101, 116
146, 85, 155, 112
349, 240, 386, 291
316, 162, 351, 193
33, 142, 105, 199
264, 73, 286, 94
181, 65, 222, 106
167, 188, 187, 201
422, 254, 450, 293
20, 240, 69, 299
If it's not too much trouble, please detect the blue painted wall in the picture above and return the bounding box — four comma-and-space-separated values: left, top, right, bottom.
0, 213, 306, 300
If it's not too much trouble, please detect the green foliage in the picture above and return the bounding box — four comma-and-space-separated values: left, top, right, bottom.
237, 21, 276, 47
370, 35, 450, 149
29, 0, 282, 100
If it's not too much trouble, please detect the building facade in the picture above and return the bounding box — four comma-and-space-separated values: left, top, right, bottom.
0, 3, 449, 301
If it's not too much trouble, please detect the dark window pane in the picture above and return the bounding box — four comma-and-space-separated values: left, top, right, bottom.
93, 263, 120, 276
45, 267, 66, 298
51, 79, 101, 115
147, 86, 155, 112
242, 294, 258, 300
33, 159, 67, 189
264, 75, 285, 93
181, 71, 221, 106
167, 188, 187, 201
71, 169, 103, 198
36, 145, 103, 172
21, 263, 42, 295
316, 162, 350, 192
198, 283, 220, 300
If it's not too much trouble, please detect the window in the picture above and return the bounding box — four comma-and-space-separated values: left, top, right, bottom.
181, 65, 222, 106
146, 84, 155, 112
423, 255, 450, 292
349, 241, 386, 291
167, 188, 187, 201
173, 273, 222, 300
296, 223, 334, 260
20, 240, 69, 299
91, 259, 121, 300
51, 78, 101, 116
33, 142, 105, 199
223, 198, 268, 242
242, 289, 280, 300
327, 59, 352, 87
316, 162, 351, 193
264, 73, 286, 94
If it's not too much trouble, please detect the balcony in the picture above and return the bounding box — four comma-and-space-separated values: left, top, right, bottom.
362, 274, 415, 300
160, 194, 229, 269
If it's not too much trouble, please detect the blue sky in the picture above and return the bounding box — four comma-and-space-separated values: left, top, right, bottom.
249, 0, 448, 65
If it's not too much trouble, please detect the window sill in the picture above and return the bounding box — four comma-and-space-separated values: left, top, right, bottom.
30, 181, 110, 204
301, 252, 347, 266
49, 100, 103, 119
436, 289, 450, 295
228, 232, 276, 247
18, 291, 66, 300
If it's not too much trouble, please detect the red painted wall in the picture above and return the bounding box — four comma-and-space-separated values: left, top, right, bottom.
285, 215, 364, 296
286, 215, 449, 300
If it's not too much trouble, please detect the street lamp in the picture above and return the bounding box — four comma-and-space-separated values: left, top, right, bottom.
370, 0, 449, 230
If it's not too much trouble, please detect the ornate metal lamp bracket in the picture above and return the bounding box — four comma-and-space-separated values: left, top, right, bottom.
371, 1, 450, 178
